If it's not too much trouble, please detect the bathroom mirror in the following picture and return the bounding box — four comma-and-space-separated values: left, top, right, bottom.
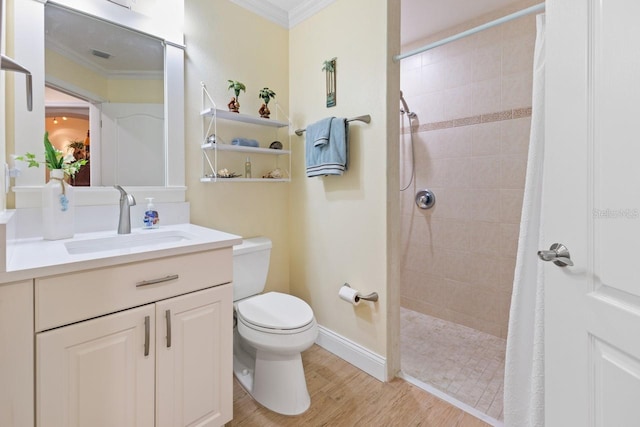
11, 0, 185, 206
45, 3, 165, 187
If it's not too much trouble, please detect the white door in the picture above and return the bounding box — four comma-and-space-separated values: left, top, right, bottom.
37, 304, 155, 427
156, 285, 233, 427
101, 102, 164, 186
545, 0, 640, 425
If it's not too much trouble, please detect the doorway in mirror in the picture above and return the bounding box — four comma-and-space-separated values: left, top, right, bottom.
45, 87, 90, 186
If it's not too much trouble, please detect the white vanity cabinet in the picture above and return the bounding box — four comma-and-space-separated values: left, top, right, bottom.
0, 280, 34, 427
37, 303, 156, 427
155, 286, 232, 427
34, 249, 233, 427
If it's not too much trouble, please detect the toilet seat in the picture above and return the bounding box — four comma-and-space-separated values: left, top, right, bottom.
236, 292, 314, 333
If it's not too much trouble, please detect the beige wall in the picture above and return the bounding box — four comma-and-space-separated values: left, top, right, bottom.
399, 7, 536, 339
46, 49, 163, 103
289, 0, 396, 358
45, 49, 108, 99
184, 0, 291, 294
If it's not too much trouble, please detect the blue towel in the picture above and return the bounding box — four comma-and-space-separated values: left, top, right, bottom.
306, 117, 348, 177
231, 138, 259, 147
306, 117, 333, 148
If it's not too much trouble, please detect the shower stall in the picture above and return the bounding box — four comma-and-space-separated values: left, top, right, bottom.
397, 1, 541, 423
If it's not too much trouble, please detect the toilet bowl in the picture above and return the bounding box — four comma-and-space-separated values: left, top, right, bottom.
233, 238, 318, 415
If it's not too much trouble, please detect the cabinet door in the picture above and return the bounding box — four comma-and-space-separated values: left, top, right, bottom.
37, 304, 155, 427
0, 281, 34, 427
156, 284, 233, 427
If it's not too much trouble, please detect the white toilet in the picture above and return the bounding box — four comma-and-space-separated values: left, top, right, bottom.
232, 237, 318, 415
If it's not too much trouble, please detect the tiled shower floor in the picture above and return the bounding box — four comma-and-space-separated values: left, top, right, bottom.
400, 308, 506, 420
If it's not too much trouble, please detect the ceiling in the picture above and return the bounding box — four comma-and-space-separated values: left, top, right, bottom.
45, 4, 164, 78
247, 0, 526, 44
46, 1, 529, 76
399, 0, 528, 45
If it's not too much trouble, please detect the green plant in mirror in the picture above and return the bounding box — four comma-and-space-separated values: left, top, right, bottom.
16, 132, 87, 177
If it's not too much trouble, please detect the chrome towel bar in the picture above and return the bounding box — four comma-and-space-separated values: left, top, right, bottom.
295, 114, 371, 136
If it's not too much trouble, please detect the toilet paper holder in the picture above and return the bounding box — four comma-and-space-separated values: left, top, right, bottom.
342, 283, 379, 302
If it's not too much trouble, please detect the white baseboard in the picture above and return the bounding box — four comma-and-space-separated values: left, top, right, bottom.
314, 325, 387, 381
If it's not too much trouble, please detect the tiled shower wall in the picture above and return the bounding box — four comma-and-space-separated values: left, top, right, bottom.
399, 10, 537, 339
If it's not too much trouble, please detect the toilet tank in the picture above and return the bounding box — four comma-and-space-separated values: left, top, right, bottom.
232, 237, 272, 301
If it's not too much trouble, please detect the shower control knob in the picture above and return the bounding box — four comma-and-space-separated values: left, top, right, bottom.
537, 243, 573, 267
415, 189, 435, 209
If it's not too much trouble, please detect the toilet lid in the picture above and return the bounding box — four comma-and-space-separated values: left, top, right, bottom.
236, 292, 314, 330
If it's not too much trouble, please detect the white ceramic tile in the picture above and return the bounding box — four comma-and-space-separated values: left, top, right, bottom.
502, 34, 536, 76
501, 117, 532, 155
501, 71, 533, 110
421, 63, 446, 93
472, 78, 502, 116
472, 122, 502, 156
473, 44, 502, 83
443, 85, 474, 121
400, 308, 506, 421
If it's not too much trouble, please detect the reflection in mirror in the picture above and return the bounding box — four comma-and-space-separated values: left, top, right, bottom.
45, 87, 90, 186
44, 3, 165, 186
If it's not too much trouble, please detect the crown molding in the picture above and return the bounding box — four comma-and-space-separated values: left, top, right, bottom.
229, 0, 337, 29
229, 0, 289, 28
289, 0, 336, 28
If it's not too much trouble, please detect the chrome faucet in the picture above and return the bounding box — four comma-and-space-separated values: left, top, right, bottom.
114, 185, 136, 234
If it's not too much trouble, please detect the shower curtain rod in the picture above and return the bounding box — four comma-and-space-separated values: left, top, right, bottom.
393, 2, 545, 62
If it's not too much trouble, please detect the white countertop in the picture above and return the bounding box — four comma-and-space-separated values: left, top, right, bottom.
0, 223, 242, 283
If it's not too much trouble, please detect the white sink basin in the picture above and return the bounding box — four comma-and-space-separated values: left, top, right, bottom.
64, 230, 195, 255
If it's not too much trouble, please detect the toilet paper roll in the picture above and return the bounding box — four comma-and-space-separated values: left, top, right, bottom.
339, 286, 361, 306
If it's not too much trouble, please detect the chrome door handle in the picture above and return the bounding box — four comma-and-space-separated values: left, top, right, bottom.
165, 310, 172, 348
537, 243, 573, 267
144, 315, 150, 356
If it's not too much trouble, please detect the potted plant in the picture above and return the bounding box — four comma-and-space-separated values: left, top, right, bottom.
67, 140, 87, 161
258, 88, 276, 118
16, 133, 87, 178
227, 80, 246, 113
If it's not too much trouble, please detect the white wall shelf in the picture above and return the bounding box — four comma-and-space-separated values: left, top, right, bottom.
201, 142, 290, 156
200, 177, 289, 183
199, 83, 291, 183
200, 108, 289, 128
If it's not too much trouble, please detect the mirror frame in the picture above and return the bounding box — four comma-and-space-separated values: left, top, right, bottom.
11, 0, 185, 207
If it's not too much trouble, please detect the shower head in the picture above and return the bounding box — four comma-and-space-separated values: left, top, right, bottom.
400, 91, 417, 118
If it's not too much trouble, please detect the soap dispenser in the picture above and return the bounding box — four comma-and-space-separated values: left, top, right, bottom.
143, 197, 159, 229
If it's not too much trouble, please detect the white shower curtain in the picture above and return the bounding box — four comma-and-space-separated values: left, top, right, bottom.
504, 14, 546, 427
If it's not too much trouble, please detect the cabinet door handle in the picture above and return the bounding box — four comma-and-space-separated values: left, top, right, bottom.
165, 309, 172, 348
136, 274, 179, 287
144, 315, 150, 357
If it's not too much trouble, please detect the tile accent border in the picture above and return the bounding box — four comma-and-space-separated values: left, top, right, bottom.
402, 107, 532, 134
